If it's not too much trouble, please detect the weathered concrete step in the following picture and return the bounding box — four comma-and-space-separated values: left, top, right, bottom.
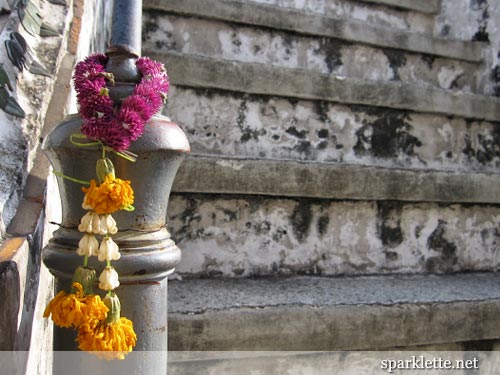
167, 273, 500, 350
172, 155, 500, 204
166, 87, 500, 174
152, 52, 500, 121
143, 0, 482, 62
168, 193, 500, 277
222, 0, 437, 35
360, 0, 440, 14
143, 13, 480, 93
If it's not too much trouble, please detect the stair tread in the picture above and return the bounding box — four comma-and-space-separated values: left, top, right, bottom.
172, 155, 500, 203
144, 0, 482, 62
359, 0, 440, 14
151, 52, 500, 121
168, 272, 500, 350
169, 272, 500, 313
144, 12, 480, 93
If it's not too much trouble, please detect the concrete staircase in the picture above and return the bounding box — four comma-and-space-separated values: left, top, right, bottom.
142, 0, 500, 352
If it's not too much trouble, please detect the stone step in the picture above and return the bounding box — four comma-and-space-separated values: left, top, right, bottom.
216, 0, 438, 34
167, 192, 500, 277
152, 52, 500, 122
143, 12, 483, 93
172, 155, 500, 204
143, 0, 482, 63
164, 85, 500, 176
167, 273, 500, 350
359, 0, 440, 14
146, 1, 500, 280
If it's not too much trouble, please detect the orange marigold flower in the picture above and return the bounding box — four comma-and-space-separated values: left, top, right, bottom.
77, 317, 137, 360
43, 283, 108, 328
82, 174, 134, 214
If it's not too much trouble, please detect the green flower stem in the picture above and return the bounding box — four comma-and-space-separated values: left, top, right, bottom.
52, 171, 90, 185
114, 149, 138, 163
83, 255, 88, 267
70, 133, 102, 148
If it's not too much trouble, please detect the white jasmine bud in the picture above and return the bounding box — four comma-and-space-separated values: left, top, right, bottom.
92, 213, 106, 235
98, 237, 121, 262
78, 211, 94, 233
77, 233, 99, 257
99, 266, 120, 291
99, 215, 108, 235
105, 214, 118, 234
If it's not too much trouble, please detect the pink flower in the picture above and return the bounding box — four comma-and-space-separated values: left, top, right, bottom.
81, 117, 109, 140
77, 85, 113, 119
74, 54, 108, 89
121, 95, 154, 121
73, 54, 169, 152
136, 57, 166, 76
133, 87, 162, 115
100, 120, 132, 151
117, 107, 144, 141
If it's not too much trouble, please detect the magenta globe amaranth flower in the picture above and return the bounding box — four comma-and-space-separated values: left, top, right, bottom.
73, 54, 170, 152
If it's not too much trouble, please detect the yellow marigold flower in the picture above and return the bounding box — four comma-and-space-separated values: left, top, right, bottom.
82, 174, 134, 214
83, 294, 110, 328
43, 289, 84, 328
43, 283, 108, 328
77, 317, 137, 360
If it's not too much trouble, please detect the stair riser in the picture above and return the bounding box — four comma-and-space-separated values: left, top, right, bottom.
166, 86, 500, 174
247, 0, 436, 32
168, 195, 500, 277
144, 13, 482, 93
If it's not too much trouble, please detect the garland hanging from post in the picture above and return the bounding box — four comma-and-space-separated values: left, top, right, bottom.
44, 54, 169, 360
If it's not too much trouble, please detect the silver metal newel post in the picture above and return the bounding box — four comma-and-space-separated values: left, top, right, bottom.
42, 1, 189, 373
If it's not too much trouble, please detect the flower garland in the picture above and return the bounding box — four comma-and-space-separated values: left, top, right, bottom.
45, 160, 138, 360
73, 54, 169, 152
44, 53, 169, 360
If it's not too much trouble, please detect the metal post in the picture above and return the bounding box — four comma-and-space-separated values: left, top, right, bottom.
110, 0, 142, 55
106, 0, 142, 98
43, 1, 189, 373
